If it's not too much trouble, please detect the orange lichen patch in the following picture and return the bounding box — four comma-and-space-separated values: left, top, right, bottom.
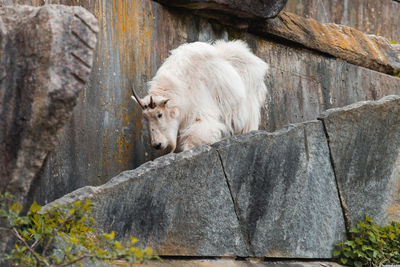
116, 96, 135, 168
110, 0, 154, 165
109, 0, 154, 80
328, 25, 355, 54
264, 11, 400, 75
350, 28, 383, 60
91, 0, 156, 169
306, 19, 329, 44
366, 36, 390, 63
386, 205, 400, 222
312, 21, 334, 47
277, 12, 309, 44
155, 238, 196, 256
266, 249, 289, 257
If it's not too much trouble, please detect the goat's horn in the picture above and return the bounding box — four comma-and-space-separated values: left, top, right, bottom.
149, 96, 156, 109
131, 86, 146, 109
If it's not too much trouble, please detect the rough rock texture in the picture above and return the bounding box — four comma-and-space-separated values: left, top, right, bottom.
285, 0, 400, 41
153, 0, 287, 27
4, 0, 399, 207
214, 121, 346, 258
45, 121, 349, 258
153, 1, 400, 74
319, 95, 400, 227
0, 4, 97, 265
250, 12, 400, 75
141, 260, 344, 267
95, 259, 344, 267
44, 96, 400, 259
0, 5, 98, 202
46, 145, 248, 257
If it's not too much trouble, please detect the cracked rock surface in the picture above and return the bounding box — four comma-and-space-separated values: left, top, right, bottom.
45, 95, 400, 259
46, 145, 248, 257
319, 95, 400, 228
214, 121, 346, 258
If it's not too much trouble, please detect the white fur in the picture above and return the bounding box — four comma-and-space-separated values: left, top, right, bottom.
139, 40, 269, 153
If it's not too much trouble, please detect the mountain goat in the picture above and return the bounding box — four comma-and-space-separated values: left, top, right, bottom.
131, 40, 268, 153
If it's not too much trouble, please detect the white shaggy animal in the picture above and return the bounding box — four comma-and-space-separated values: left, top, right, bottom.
131, 40, 268, 153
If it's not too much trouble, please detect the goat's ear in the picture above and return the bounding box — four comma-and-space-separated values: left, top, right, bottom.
159, 97, 170, 107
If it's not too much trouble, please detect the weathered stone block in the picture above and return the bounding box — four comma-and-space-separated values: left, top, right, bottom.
0, 5, 98, 202
46, 145, 247, 257
154, 0, 288, 19
319, 95, 400, 227
94, 259, 344, 267
213, 121, 346, 258
250, 12, 400, 75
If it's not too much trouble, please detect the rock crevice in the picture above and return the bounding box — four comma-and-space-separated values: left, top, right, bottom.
319, 117, 352, 238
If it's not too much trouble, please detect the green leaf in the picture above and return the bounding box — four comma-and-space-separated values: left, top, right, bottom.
104, 231, 115, 241
354, 261, 362, 267
1, 192, 156, 266
29, 201, 41, 213
350, 227, 360, 233
365, 215, 372, 223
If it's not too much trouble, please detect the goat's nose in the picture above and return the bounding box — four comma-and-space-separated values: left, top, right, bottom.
153, 143, 162, 150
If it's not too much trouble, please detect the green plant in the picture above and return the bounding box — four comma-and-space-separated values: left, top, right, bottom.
0, 192, 157, 267
333, 215, 400, 267
392, 70, 400, 78
389, 40, 399, 45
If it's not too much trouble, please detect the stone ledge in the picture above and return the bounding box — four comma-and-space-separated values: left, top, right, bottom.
153, 0, 288, 20
44, 95, 400, 260
44, 121, 346, 258
251, 12, 400, 75
98, 259, 344, 267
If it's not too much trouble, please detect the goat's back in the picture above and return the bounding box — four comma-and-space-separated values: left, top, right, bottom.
149, 40, 268, 135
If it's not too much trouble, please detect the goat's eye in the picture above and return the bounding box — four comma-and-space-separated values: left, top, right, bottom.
157, 113, 162, 118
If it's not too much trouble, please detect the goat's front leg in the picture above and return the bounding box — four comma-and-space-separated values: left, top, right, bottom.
179, 119, 226, 151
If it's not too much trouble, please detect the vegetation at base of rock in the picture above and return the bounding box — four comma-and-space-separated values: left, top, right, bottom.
333, 215, 400, 267
0, 192, 157, 267
392, 70, 400, 78
389, 40, 399, 45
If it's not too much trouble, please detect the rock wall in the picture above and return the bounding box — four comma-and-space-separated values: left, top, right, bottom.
1, 0, 398, 206
1, 1, 399, 266
45, 96, 400, 264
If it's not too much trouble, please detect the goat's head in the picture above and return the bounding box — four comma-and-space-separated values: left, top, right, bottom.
131, 86, 180, 153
